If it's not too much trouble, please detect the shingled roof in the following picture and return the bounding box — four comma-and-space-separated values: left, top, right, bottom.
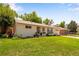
15, 18, 53, 28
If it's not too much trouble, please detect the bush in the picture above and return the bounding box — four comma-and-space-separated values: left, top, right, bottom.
0, 34, 9, 38
1, 34, 8, 38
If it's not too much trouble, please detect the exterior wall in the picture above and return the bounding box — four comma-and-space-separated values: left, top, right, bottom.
53, 29, 60, 35
15, 23, 37, 37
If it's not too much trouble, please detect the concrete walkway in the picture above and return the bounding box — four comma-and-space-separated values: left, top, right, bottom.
63, 36, 79, 39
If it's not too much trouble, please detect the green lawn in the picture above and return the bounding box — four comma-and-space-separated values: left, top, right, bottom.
0, 36, 79, 56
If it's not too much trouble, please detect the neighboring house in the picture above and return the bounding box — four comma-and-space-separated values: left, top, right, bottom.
15, 18, 54, 37
53, 26, 68, 35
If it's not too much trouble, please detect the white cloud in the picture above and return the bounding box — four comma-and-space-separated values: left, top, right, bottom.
66, 4, 79, 12
9, 3, 24, 13
60, 3, 79, 12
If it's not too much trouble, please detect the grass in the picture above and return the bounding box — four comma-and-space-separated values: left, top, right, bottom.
0, 36, 79, 56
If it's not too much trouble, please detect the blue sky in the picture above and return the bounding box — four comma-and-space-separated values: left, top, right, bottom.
9, 3, 79, 24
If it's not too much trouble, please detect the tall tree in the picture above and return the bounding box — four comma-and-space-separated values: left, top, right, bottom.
20, 11, 42, 23
67, 20, 77, 33
59, 21, 65, 28
43, 18, 50, 25
0, 3, 17, 34
43, 18, 53, 25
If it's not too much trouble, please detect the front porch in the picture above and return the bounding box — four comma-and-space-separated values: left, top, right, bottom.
34, 26, 53, 37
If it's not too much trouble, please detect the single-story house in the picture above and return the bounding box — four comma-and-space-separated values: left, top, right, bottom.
14, 18, 54, 37
14, 18, 69, 37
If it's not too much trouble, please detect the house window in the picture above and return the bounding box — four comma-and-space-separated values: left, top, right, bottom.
25, 25, 32, 29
